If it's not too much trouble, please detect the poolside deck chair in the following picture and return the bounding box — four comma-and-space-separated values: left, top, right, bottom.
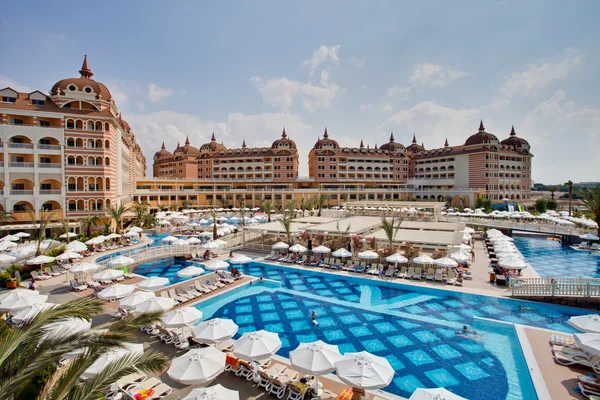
201, 284, 216, 293
397, 266, 408, 278
135, 377, 161, 392
216, 339, 234, 352
114, 371, 147, 391
204, 281, 219, 290
554, 353, 600, 373
31, 271, 50, 281
552, 344, 590, 359
86, 277, 104, 290
317, 258, 328, 268
434, 269, 444, 281
194, 281, 211, 294
578, 374, 600, 390
70, 279, 88, 292
550, 335, 578, 348
296, 255, 307, 265
168, 288, 187, 303
208, 278, 225, 288
44, 267, 61, 277
235, 359, 254, 379
257, 370, 273, 391
268, 376, 288, 398
287, 381, 311, 400
184, 285, 202, 298
578, 382, 600, 398
446, 271, 457, 285
384, 267, 394, 278
425, 268, 435, 280
342, 261, 354, 271
309, 258, 319, 267
365, 264, 377, 274
265, 251, 275, 260
413, 267, 422, 280
354, 263, 366, 273
175, 287, 194, 300
147, 382, 172, 399
405, 267, 415, 279
331, 259, 341, 269
52, 265, 66, 275
217, 273, 234, 284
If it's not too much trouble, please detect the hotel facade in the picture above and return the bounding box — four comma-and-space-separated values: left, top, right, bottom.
0, 57, 533, 221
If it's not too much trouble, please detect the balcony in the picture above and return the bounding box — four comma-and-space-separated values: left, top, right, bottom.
8, 143, 34, 149
39, 189, 62, 195
38, 144, 62, 151
38, 163, 62, 169
10, 190, 34, 196
9, 162, 35, 168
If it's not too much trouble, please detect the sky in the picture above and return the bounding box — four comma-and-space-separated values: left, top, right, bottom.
1, 0, 599, 184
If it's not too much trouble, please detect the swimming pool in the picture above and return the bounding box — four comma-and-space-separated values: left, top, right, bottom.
95, 233, 197, 263
514, 236, 600, 278
133, 257, 209, 285
193, 262, 588, 399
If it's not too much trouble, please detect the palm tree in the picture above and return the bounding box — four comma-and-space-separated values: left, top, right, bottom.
445, 195, 454, 208
299, 198, 312, 217
57, 218, 73, 244
78, 215, 100, 237
380, 215, 403, 255
0, 211, 14, 233
314, 194, 328, 217
278, 215, 294, 244
218, 197, 231, 210
0, 298, 167, 400
208, 199, 218, 238
28, 210, 57, 256
181, 199, 193, 209
157, 203, 169, 212
168, 204, 178, 212
285, 199, 297, 218
566, 180, 574, 216
131, 201, 150, 228
458, 197, 466, 212
581, 186, 600, 237
238, 197, 246, 227
334, 221, 351, 249
548, 185, 558, 201
105, 204, 129, 234
340, 194, 348, 207
260, 199, 274, 222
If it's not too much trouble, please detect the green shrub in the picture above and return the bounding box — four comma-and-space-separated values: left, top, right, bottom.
13, 363, 56, 400
547, 199, 558, 210
47, 246, 66, 258
535, 199, 548, 214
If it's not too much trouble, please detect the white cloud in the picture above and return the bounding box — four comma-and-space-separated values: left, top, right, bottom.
110, 85, 129, 107
350, 56, 366, 67
409, 63, 469, 87
0, 75, 33, 92
148, 83, 174, 103
359, 104, 373, 111
301, 80, 343, 112
250, 76, 300, 110
381, 103, 393, 112
520, 90, 600, 183
385, 101, 480, 148
387, 86, 411, 98
492, 49, 583, 109
302, 45, 341, 76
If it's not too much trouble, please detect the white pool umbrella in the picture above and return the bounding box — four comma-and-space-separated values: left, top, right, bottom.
67, 241, 88, 252
167, 346, 226, 385
199, 231, 213, 237
105, 233, 122, 240
569, 315, 600, 333
434, 257, 458, 268
413, 255, 435, 265
289, 244, 308, 253
409, 388, 466, 400
14, 232, 30, 238
332, 248, 352, 258
182, 385, 239, 400
1, 234, 20, 242
0, 254, 16, 263
119, 291, 155, 311
386, 253, 408, 263
93, 269, 124, 281
486, 229, 504, 238
82, 343, 143, 378
202, 241, 220, 250
192, 318, 239, 344
11, 302, 56, 324
123, 231, 140, 238
498, 255, 527, 269
334, 351, 394, 390
233, 330, 282, 361
186, 237, 202, 244
85, 237, 104, 245
160, 307, 203, 328
109, 255, 135, 266
59, 232, 78, 239
42, 318, 91, 340
177, 266, 205, 278
272, 242, 290, 250
0, 241, 17, 251
574, 333, 600, 356
70, 262, 100, 274
229, 255, 252, 264
490, 236, 514, 242
174, 239, 189, 246
290, 340, 343, 375
0, 293, 47, 313
580, 233, 600, 241
134, 297, 176, 313
26, 255, 55, 265
311, 246, 329, 254
0, 288, 39, 303
449, 251, 470, 262
137, 277, 170, 290
97, 284, 135, 300
203, 260, 230, 271
358, 250, 379, 260
56, 250, 83, 261
161, 235, 179, 243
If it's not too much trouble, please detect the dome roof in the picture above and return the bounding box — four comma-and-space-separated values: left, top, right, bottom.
406, 134, 425, 153
180, 136, 199, 155
271, 128, 297, 150
200, 133, 227, 153
313, 128, 339, 150
154, 142, 173, 160
50, 56, 112, 101
379, 132, 405, 152
501, 126, 530, 149
464, 120, 499, 146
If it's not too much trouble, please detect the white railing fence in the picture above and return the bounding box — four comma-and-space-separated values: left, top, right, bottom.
511, 277, 600, 298
441, 216, 585, 236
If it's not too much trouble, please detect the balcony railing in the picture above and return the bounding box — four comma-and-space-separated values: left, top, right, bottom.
8, 143, 34, 149
38, 144, 62, 150
9, 162, 35, 168
10, 190, 34, 195
38, 163, 62, 168
39, 189, 62, 195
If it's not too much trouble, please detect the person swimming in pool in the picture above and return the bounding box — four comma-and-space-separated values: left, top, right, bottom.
310, 310, 319, 326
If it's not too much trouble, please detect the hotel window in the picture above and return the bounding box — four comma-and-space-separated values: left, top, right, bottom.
10, 118, 23, 126
32, 99, 45, 106
2, 96, 16, 103
38, 120, 50, 127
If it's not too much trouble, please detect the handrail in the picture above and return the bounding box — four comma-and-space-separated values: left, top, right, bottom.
511, 277, 600, 298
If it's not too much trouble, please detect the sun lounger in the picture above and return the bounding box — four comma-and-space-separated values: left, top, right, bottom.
44, 267, 61, 277
446, 271, 456, 285
217, 273, 234, 284
133, 377, 161, 393
31, 271, 50, 281
204, 282, 219, 290
550, 335, 578, 348
194, 280, 211, 294
216, 339, 234, 352
405, 266, 415, 279
202, 284, 216, 293
552, 344, 590, 359
70, 279, 88, 292
309, 258, 319, 267
176, 287, 194, 300
296, 255, 307, 265
554, 353, 600, 373
265, 251, 276, 260
184, 285, 202, 298
365, 264, 378, 274
147, 383, 172, 399
434, 269, 444, 281
397, 266, 408, 278
354, 264, 366, 273
86, 277, 104, 290
425, 268, 435, 280
115, 371, 147, 390
578, 374, 600, 389
413, 267, 422, 280
268, 376, 288, 398
384, 268, 394, 278
331, 259, 341, 269
208, 278, 225, 288
52, 265, 66, 275
317, 258, 328, 268
168, 289, 186, 303
578, 382, 600, 398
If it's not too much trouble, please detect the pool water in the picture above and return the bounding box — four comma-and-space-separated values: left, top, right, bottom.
134, 258, 209, 285
514, 236, 600, 278
95, 233, 202, 263
194, 262, 588, 399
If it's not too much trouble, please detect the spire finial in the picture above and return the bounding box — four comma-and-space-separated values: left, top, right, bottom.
389, 132, 395, 142
479, 120, 485, 132
242, 139, 247, 148
323, 127, 329, 138
176, 141, 180, 149
444, 138, 449, 147
79, 55, 93, 79
421, 142, 424, 148
282, 127, 287, 138
412, 134, 417, 144
374, 143, 378, 150
360, 139, 364, 148
211, 132, 216, 141
185, 136, 190, 145
510, 125, 516, 136
161, 141, 166, 150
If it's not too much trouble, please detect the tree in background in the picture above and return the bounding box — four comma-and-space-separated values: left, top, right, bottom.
535, 199, 548, 214
566, 180, 574, 216
260, 199, 274, 223
278, 215, 294, 244
548, 185, 558, 200
218, 196, 231, 210
299, 197, 313, 217
207, 199, 219, 238
547, 199, 558, 210
131, 201, 150, 228
380, 215, 403, 255
27, 211, 57, 257
56, 218, 73, 244
78, 215, 100, 237
314, 194, 328, 217
237, 197, 246, 227
475, 197, 493, 213
105, 204, 129, 234
581, 186, 600, 237
180, 199, 193, 209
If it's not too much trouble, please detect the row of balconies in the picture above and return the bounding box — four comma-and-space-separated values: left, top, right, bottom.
0, 162, 62, 169
2, 189, 62, 196
0, 143, 62, 151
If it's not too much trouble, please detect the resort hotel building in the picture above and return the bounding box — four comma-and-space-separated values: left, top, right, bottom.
0, 56, 533, 221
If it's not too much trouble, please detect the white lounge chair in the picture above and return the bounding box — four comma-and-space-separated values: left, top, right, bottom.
555, 353, 600, 373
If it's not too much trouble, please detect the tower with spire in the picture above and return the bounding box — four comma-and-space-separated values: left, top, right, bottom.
79, 55, 93, 79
